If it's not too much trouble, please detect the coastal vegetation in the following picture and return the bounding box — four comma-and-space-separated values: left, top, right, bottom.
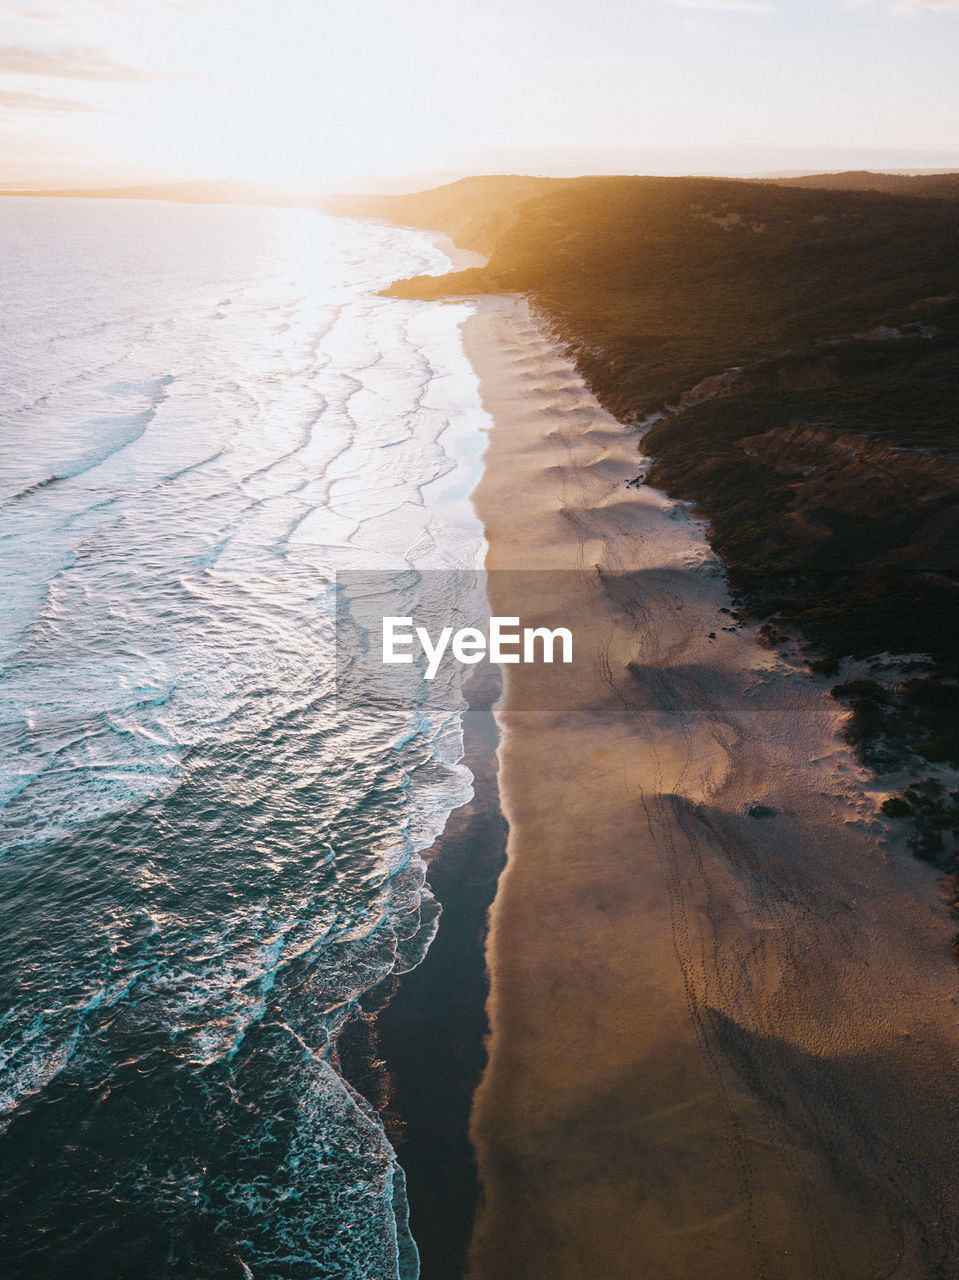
760, 170, 959, 200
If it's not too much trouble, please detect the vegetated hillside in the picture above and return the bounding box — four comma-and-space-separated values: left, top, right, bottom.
321, 176, 559, 258
762, 170, 959, 200
329, 174, 959, 790
372, 176, 959, 416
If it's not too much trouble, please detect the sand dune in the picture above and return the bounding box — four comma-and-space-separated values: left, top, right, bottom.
464, 295, 959, 1279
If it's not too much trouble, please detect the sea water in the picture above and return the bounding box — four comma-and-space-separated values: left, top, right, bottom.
0, 197, 488, 1278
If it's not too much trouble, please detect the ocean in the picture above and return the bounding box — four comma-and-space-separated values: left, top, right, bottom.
0, 197, 488, 1278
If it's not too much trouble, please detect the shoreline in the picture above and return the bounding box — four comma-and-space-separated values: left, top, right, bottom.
428, 233, 486, 275
336, 662, 506, 1280
461, 293, 959, 1278
335, 230, 501, 1280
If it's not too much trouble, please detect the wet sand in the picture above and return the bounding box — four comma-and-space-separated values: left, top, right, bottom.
463, 295, 959, 1279
337, 663, 507, 1280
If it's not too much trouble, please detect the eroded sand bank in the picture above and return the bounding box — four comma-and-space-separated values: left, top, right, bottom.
463, 295, 959, 1279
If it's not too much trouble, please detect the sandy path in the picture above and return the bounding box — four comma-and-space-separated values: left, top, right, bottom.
463, 295, 959, 1279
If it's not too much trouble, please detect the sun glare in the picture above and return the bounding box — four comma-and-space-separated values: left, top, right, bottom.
0, 0, 958, 189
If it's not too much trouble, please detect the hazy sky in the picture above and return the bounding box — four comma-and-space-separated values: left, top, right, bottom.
0, 0, 957, 188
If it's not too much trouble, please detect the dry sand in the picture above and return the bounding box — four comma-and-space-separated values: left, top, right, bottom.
462, 295, 959, 1279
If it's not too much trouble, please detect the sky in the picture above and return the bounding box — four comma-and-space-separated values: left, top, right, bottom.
0, 0, 957, 190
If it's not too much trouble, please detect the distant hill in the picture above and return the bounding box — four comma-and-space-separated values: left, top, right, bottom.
0, 179, 298, 206
761, 170, 959, 200
321, 176, 560, 257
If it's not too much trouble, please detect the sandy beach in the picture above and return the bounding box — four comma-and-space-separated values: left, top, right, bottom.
462, 295, 959, 1279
